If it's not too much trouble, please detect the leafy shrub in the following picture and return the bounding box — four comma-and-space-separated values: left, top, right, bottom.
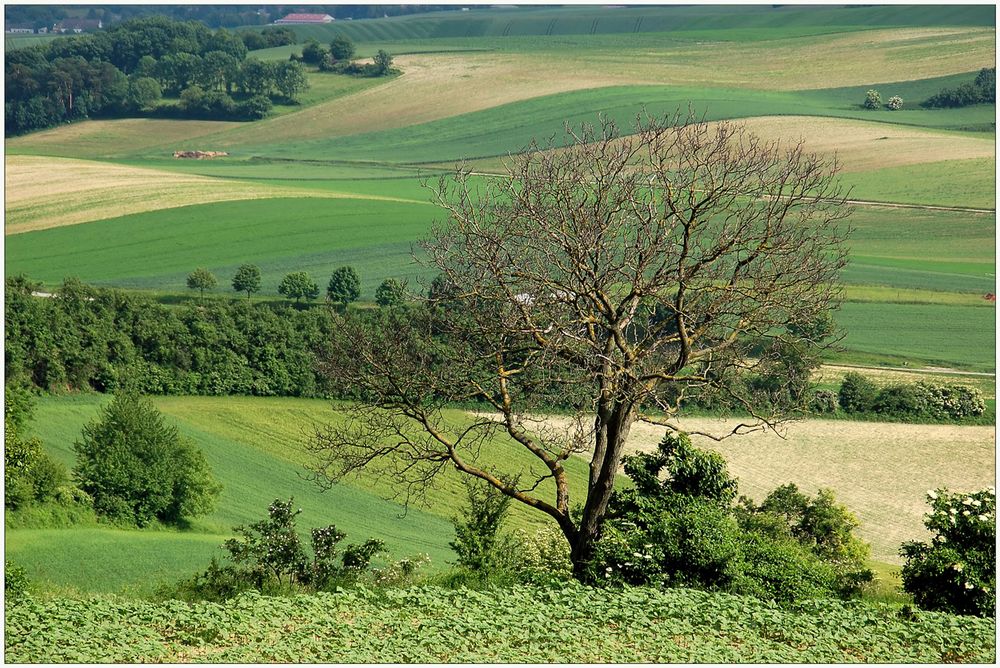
5, 561, 30, 603
872, 382, 930, 417
747, 484, 873, 596
900, 487, 995, 617
508, 526, 573, 583
923, 67, 995, 108
809, 389, 838, 414
886, 95, 903, 110
375, 278, 406, 307
918, 382, 985, 419
4, 387, 72, 510
73, 388, 221, 526
450, 480, 516, 574
590, 432, 872, 602
173, 499, 386, 600
838, 372, 877, 412
370, 554, 432, 588
839, 373, 986, 421
864, 89, 882, 109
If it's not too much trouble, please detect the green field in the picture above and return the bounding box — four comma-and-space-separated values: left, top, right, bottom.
7, 585, 995, 663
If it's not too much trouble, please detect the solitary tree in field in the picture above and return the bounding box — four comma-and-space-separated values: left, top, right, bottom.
373, 50, 393, 76
187, 267, 217, 299
232, 263, 262, 301
327, 266, 361, 310
278, 271, 320, 305
309, 112, 851, 580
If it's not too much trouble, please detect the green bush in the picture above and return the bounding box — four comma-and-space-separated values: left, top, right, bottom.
838, 372, 877, 413
375, 278, 406, 307
171, 499, 386, 601
900, 487, 995, 617
4, 561, 30, 603
872, 383, 931, 417
4, 386, 72, 510
73, 388, 222, 526
590, 433, 872, 602
809, 389, 838, 414
450, 480, 517, 574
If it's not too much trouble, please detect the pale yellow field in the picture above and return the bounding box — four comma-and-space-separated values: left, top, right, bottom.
729, 117, 996, 173
4, 118, 242, 160
439, 115, 996, 177
5, 155, 427, 234
532, 415, 995, 563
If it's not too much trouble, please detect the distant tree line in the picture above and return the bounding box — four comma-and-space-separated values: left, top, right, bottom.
5, 16, 308, 136
5, 5, 462, 30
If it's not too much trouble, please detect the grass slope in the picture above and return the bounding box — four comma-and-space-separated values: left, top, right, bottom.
4, 196, 436, 297
8, 394, 592, 594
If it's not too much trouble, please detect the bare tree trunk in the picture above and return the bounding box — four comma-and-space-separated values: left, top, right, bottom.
571, 400, 634, 580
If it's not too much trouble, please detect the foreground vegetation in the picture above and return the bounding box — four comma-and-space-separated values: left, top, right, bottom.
6, 583, 995, 663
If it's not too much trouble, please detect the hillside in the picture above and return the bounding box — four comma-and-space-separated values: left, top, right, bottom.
3, 4, 996, 632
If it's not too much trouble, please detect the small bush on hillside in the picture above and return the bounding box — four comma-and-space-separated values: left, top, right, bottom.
918, 382, 986, 419
450, 480, 517, 574
864, 89, 882, 109
837, 372, 879, 413
73, 388, 222, 526
900, 487, 995, 617
4, 561, 30, 603
872, 382, 931, 417
809, 389, 839, 414
589, 432, 873, 602
887, 95, 903, 110
839, 374, 986, 421
169, 499, 387, 601
4, 386, 73, 511
375, 278, 406, 307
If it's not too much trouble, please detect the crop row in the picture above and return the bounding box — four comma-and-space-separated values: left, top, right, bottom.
6, 584, 995, 663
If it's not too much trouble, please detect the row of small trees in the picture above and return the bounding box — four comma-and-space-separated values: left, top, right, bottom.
295, 34, 394, 77
186, 265, 406, 308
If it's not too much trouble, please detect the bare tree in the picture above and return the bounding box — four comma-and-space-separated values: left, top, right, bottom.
308, 112, 850, 580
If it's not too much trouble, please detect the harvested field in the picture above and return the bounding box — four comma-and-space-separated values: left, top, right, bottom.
734, 117, 995, 173
815, 364, 996, 399
542, 27, 995, 91
5, 118, 242, 160
533, 415, 995, 563
5, 156, 424, 234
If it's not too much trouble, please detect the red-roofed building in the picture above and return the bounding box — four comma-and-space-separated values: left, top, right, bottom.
274, 13, 334, 24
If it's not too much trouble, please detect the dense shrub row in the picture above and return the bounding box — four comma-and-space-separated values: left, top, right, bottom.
923, 67, 995, 108
835, 372, 985, 421
6, 277, 333, 397
589, 433, 874, 602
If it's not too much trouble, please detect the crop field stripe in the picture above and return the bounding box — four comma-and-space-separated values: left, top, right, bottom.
5, 156, 432, 234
